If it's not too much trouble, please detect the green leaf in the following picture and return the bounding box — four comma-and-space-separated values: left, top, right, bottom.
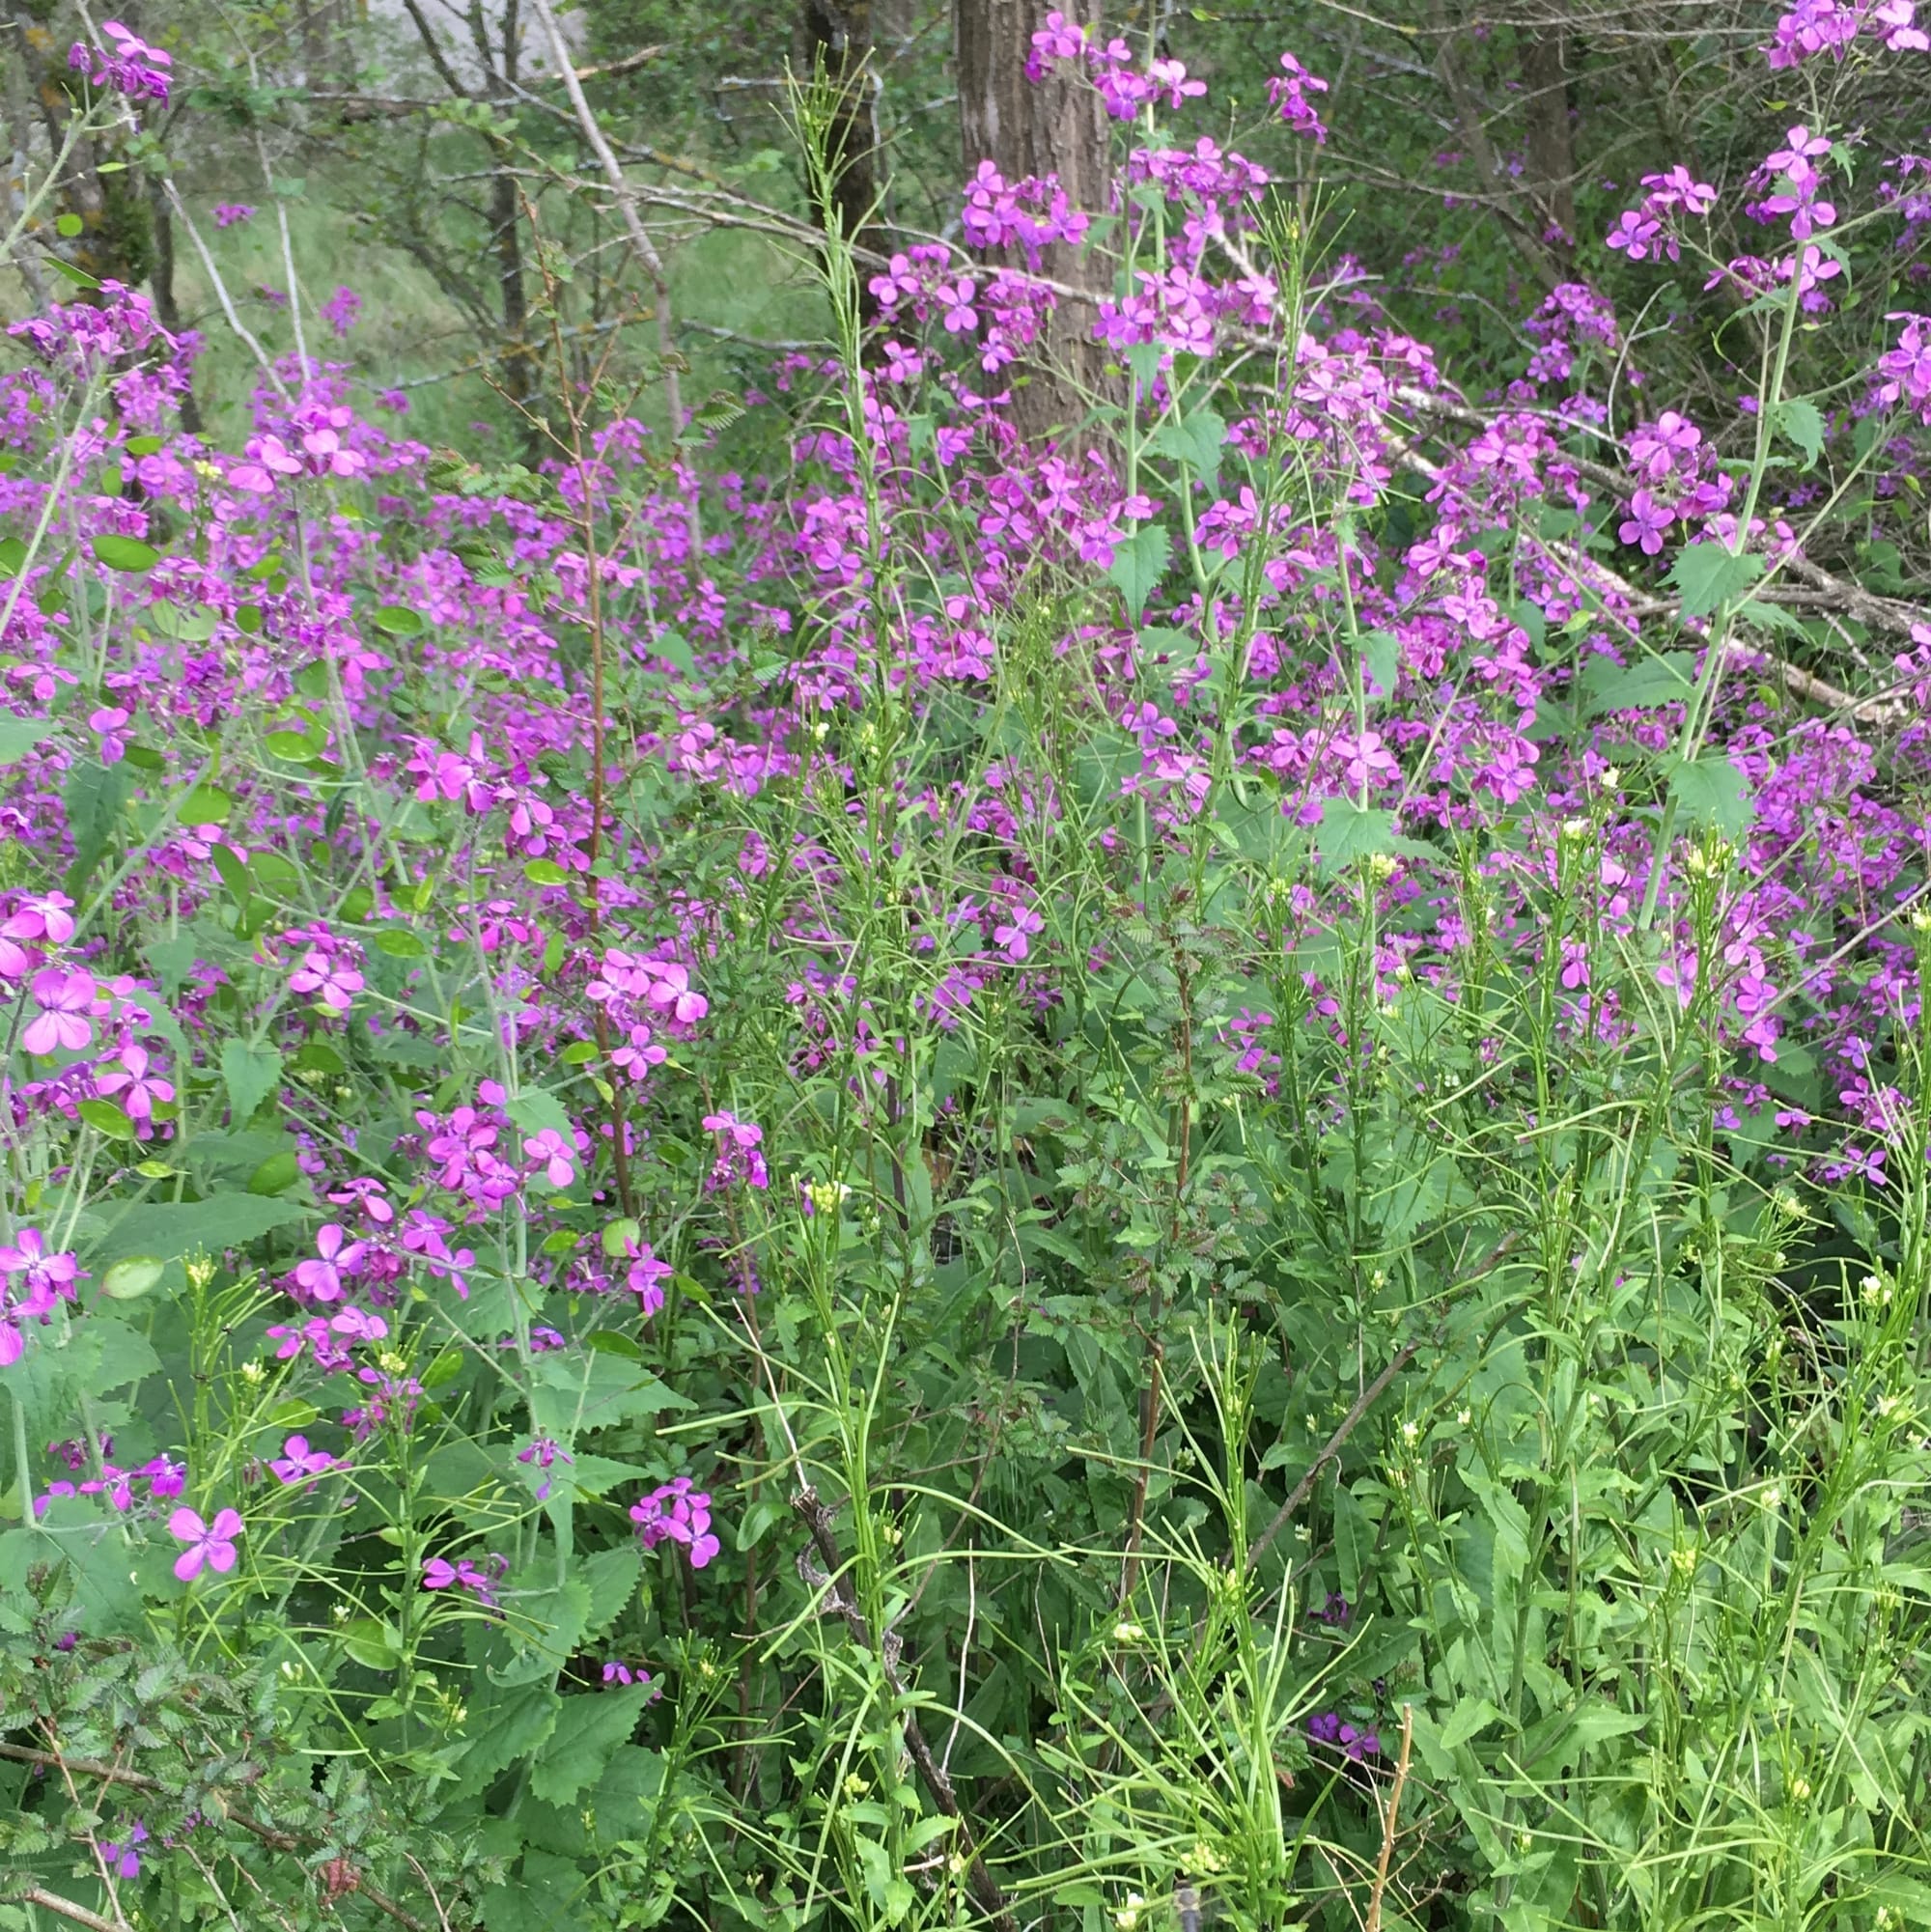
1359, 630, 1400, 701
580, 1546, 643, 1638
462, 1683, 561, 1786
1666, 545, 1764, 619
1579, 651, 1695, 715
529, 1684, 653, 1805
1316, 796, 1396, 873
1147, 406, 1227, 487
222, 1041, 284, 1125
56, 211, 84, 239
247, 1150, 302, 1196
1439, 1695, 1506, 1752
528, 1349, 692, 1438
341, 1617, 404, 1670
523, 858, 569, 887
372, 604, 426, 637
506, 1087, 574, 1144
1106, 523, 1170, 623
86, 1192, 309, 1269
0, 715, 49, 766
1775, 397, 1824, 467
1666, 752, 1754, 837
177, 783, 233, 824
46, 256, 101, 289
62, 758, 131, 900
479, 1852, 586, 1932
78, 1099, 135, 1140
100, 1256, 166, 1302
90, 534, 161, 573
653, 629, 696, 678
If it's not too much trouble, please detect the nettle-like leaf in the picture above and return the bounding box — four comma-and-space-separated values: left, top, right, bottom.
527, 1350, 693, 1439
1666, 544, 1764, 619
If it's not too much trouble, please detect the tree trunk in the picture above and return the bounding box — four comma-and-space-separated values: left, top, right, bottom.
956, 0, 1111, 445
799, 0, 884, 322
1519, 26, 1576, 253
147, 175, 204, 434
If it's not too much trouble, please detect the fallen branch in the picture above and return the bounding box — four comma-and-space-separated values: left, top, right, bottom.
792, 1486, 1017, 1932
13, 1889, 128, 1932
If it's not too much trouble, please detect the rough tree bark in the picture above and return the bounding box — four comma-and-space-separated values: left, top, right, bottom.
1519, 26, 1576, 254
955, 0, 1112, 445
798, 0, 885, 322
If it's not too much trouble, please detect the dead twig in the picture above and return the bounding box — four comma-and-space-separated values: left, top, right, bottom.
1364, 1703, 1414, 1932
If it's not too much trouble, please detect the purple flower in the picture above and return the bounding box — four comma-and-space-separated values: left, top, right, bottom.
1606, 210, 1665, 261
626, 1242, 672, 1318
289, 947, 363, 1013
993, 903, 1045, 962
517, 1435, 574, 1501
522, 1128, 577, 1190
168, 1506, 243, 1582
293, 1223, 360, 1302
321, 285, 362, 338
1618, 489, 1675, 555
0, 1229, 81, 1316
269, 1435, 336, 1484
422, 1552, 508, 1606
630, 1476, 720, 1568
213, 203, 256, 227
23, 966, 96, 1054
701, 1112, 770, 1190
99, 1820, 148, 1879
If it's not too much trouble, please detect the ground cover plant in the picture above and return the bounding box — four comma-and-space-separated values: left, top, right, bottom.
4, 5, 1931, 1931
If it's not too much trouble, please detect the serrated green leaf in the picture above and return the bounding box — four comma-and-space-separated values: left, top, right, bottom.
528, 1350, 692, 1438
222, 1040, 284, 1125
529, 1684, 653, 1805
1775, 397, 1824, 467
1666, 545, 1764, 619
1580, 651, 1695, 715
1106, 522, 1170, 622
86, 1192, 309, 1269
1666, 752, 1754, 836
1316, 796, 1396, 873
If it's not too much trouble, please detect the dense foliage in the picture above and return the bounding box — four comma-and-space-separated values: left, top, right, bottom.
4, 7, 1931, 1932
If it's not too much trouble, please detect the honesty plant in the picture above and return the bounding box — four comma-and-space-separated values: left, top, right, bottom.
0, 9, 1929, 1932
